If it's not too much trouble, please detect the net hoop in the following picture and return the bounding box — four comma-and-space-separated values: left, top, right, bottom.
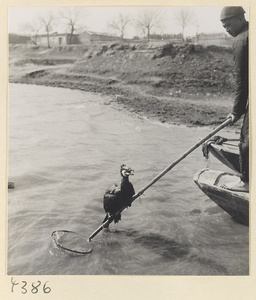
52, 230, 92, 255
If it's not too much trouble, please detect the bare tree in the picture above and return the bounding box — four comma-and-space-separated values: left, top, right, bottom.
108, 13, 131, 40
173, 7, 196, 41
20, 20, 41, 44
136, 8, 163, 42
58, 7, 88, 44
19, 22, 32, 36
39, 11, 55, 48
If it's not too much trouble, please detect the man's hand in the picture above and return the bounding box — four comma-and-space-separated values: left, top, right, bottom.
227, 113, 238, 123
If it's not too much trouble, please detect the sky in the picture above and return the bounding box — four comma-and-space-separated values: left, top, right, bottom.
8, 6, 249, 38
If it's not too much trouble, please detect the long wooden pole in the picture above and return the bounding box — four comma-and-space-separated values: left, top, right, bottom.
88, 118, 232, 241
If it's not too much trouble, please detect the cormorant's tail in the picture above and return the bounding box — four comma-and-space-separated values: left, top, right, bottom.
114, 213, 121, 223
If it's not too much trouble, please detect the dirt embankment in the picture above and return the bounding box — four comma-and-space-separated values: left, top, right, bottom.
9, 42, 240, 128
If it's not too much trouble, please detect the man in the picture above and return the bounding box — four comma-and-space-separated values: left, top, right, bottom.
220, 6, 249, 192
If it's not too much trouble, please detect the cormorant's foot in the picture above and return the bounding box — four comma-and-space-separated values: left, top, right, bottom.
221, 180, 249, 192
103, 223, 109, 229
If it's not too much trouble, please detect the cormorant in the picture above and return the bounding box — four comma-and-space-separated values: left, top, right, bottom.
103, 164, 135, 225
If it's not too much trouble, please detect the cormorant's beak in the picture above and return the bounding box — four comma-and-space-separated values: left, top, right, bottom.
124, 169, 134, 176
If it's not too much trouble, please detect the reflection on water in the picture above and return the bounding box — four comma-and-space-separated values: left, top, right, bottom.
8, 84, 249, 275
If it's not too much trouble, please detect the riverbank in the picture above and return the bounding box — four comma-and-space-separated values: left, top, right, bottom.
9, 42, 240, 128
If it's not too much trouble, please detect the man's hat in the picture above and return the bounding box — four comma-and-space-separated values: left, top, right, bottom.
220, 6, 245, 21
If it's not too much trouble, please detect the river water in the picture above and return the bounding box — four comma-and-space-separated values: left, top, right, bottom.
8, 83, 249, 276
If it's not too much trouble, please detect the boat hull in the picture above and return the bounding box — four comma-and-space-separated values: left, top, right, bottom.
194, 169, 249, 225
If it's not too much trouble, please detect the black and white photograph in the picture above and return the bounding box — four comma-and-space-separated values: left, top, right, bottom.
3, 2, 253, 293
7, 5, 250, 277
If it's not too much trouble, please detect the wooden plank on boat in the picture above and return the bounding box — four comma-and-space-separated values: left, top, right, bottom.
208, 143, 240, 173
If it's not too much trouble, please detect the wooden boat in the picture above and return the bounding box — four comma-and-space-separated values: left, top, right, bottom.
207, 141, 240, 173
194, 168, 249, 225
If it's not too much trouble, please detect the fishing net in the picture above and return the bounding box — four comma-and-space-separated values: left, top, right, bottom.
52, 230, 92, 255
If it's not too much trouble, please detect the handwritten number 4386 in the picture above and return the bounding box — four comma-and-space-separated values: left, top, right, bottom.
11, 277, 51, 294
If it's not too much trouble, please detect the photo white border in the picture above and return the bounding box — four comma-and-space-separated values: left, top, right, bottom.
1, 0, 255, 299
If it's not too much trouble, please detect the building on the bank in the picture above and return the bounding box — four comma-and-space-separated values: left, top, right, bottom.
31, 32, 81, 47
192, 32, 233, 47
79, 30, 121, 44
30, 30, 121, 47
